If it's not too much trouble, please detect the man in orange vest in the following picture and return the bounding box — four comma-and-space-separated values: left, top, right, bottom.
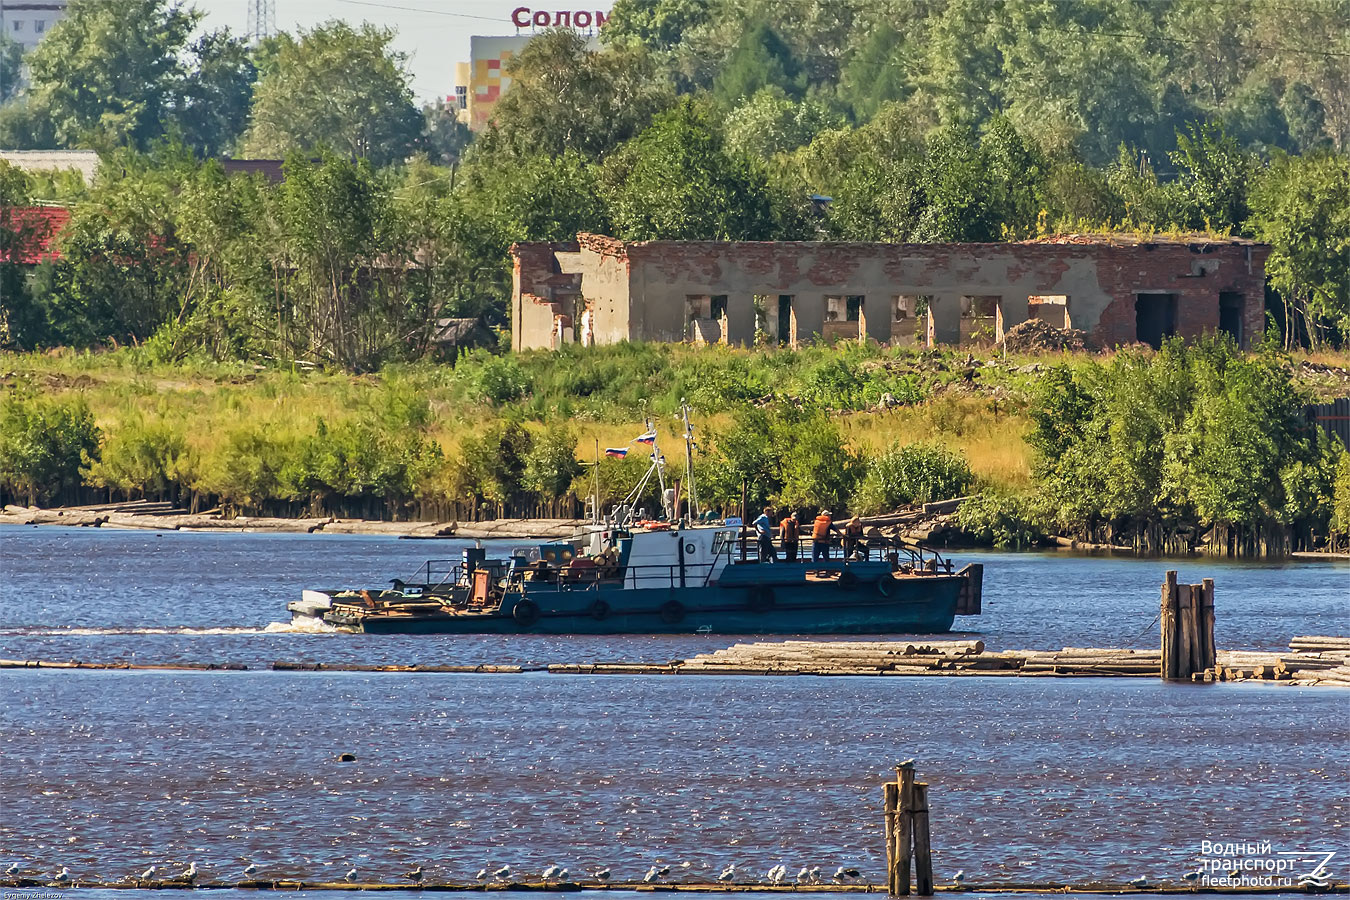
779, 511, 800, 562
811, 510, 835, 562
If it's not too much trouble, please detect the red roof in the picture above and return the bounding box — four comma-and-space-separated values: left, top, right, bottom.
1, 206, 70, 264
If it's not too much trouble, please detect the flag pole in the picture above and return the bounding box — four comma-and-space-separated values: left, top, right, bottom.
593, 438, 601, 525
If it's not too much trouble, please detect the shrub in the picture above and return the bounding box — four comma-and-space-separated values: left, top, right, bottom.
522, 424, 583, 499
955, 491, 1048, 548
852, 442, 973, 513
468, 354, 532, 405
0, 391, 100, 505
86, 418, 189, 499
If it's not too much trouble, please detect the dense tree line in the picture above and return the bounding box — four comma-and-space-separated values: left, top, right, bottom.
2, 1, 1348, 356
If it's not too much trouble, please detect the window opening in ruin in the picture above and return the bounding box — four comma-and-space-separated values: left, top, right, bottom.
1219, 292, 1244, 346
825, 295, 845, 322
1028, 295, 1070, 329
777, 295, 793, 345
845, 295, 863, 322
1135, 292, 1177, 349
710, 295, 728, 320
961, 295, 1000, 346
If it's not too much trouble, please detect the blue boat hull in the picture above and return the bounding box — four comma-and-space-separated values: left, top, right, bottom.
346, 564, 966, 635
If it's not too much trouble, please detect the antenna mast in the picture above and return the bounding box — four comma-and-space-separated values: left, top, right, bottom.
246, 0, 276, 42
681, 400, 699, 521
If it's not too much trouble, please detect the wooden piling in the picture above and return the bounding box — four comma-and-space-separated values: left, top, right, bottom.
1177, 583, 1195, 680
912, 783, 933, 897
1160, 571, 1179, 679
1200, 578, 1216, 672
895, 763, 915, 896
884, 782, 900, 896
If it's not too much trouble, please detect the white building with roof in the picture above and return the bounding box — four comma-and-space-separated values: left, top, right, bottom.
1, 0, 66, 53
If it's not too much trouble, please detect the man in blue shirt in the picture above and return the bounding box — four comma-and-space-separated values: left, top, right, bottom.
753, 506, 778, 562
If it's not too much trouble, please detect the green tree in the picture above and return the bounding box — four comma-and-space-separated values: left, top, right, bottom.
0, 391, 100, 506
266, 152, 399, 369
839, 23, 910, 122
1170, 122, 1255, 232
604, 0, 712, 52
853, 443, 974, 514
242, 21, 421, 166
1247, 149, 1350, 347
481, 30, 673, 160
25, 0, 254, 153
712, 23, 804, 105
722, 87, 842, 159
0, 34, 23, 104
603, 100, 780, 240
522, 425, 583, 499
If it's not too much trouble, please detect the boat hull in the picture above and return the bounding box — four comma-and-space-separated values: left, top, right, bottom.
319, 567, 967, 635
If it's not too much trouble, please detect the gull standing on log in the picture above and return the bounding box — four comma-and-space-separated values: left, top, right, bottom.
344, 867, 357, 882
718, 864, 736, 882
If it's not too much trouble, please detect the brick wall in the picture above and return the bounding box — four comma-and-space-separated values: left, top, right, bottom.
513, 236, 1270, 351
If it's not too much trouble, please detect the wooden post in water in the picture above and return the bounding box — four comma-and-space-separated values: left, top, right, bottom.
887, 762, 919, 896
1160, 570, 1179, 679
912, 783, 934, 896
1161, 572, 1218, 681
884, 781, 900, 895
1177, 582, 1195, 680
1200, 578, 1216, 672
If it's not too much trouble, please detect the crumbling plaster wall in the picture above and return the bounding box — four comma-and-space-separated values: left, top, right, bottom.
514, 236, 1268, 351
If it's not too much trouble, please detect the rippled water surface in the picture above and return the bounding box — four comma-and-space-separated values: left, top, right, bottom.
1, 526, 1347, 889
2, 525, 1347, 665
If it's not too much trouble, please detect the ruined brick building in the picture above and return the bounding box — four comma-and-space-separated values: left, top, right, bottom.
511, 233, 1269, 352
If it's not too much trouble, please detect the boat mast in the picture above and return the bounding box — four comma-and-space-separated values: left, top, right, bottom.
681, 400, 700, 522
592, 438, 601, 525
646, 413, 670, 520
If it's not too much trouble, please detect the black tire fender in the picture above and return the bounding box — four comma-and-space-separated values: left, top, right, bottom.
837, 570, 860, 589
747, 585, 775, 613
511, 598, 541, 627
659, 599, 685, 625
876, 574, 897, 597
589, 599, 611, 621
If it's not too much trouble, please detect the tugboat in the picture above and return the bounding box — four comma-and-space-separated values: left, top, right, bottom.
288, 406, 983, 635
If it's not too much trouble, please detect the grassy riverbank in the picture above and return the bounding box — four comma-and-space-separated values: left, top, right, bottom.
2, 340, 1349, 553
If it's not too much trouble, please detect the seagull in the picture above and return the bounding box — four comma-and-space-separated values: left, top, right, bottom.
476, 869, 488, 882
593, 868, 610, 882
542, 865, 561, 880
139, 866, 156, 881
796, 867, 810, 884
492, 865, 510, 879
53, 868, 72, 884
834, 866, 860, 881
5, 863, 19, 876
656, 865, 670, 877
182, 863, 197, 883
405, 866, 423, 883
718, 864, 736, 882
644, 867, 659, 883
344, 867, 358, 882
809, 866, 821, 883
1182, 871, 1201, 883
953, 870, 965, 883
243, 863, 258, 876
770, 865, 789, 885
1128, 876, 1149, 888
558, 868, 569, 882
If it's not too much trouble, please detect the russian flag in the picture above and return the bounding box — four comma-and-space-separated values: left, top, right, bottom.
604, 447, 628, 458
634, 431, 657, 445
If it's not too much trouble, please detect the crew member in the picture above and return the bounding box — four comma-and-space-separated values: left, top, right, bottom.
812, 510, 834, 562
779, 510, 800, 562
753, 506, 778, 562
844, 515, 865, 560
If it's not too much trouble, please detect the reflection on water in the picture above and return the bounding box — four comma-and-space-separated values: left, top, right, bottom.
1, 670, 1345, 887
2, 526, 1346, 889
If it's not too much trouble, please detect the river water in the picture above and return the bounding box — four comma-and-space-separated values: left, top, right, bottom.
1, 526, 1347, 891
